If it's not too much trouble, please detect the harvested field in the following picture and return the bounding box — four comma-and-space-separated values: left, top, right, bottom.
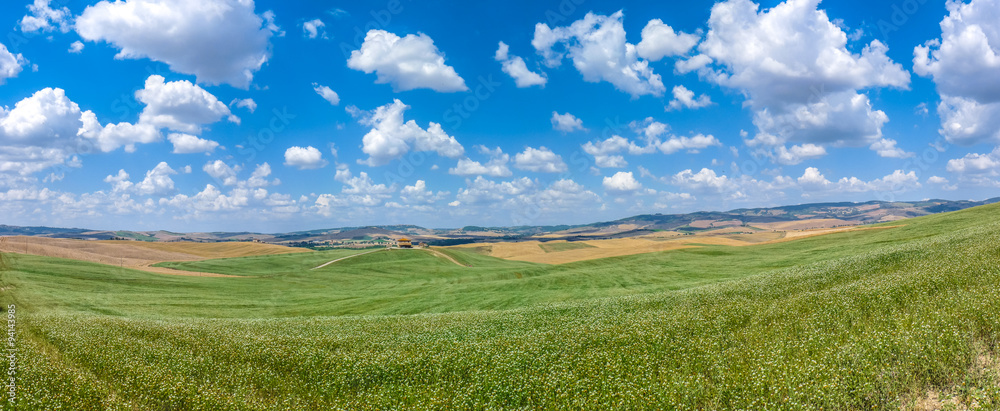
453, 225, 896, 264
749, 218, 855, 231
100, 240, 311, 258
0, 236, 308, 277
539, 241, 595, 253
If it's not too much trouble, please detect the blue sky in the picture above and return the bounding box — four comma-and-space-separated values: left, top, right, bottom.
0, 0, 998, 232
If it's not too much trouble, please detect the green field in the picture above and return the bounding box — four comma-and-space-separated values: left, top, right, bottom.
538, 241, 596, 253
2, 204, 1000, 409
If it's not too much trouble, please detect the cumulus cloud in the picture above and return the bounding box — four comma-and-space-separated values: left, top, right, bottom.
495, 41, 547, 88
334, 168, 395, 206
768, 144, 828, 165
946, 149, 1000, 176
449, 146, 512, 177
583, 119, 721, 167
666, 85, 712, 111
671, 168, 732, 192
312, 83, 340, 105
513, 146, 568, 173
203, 160, 240, 186
134, 162, 178, 196
0, 86, 179, 172
75, 0, 280, 88
869, 138, 914, 159
0, 43, 28, 84
68, 41, 85, 54
532, 11, 666, 97
354, 99, 464, 166
347, 30, 467, 92
231, 98, 256, 113
933, 96, 1000, 145
400, 180, 448, 204
796, 167, 921, 193
551, 111, 587, 133
302, 18, 326, 39
914, 0, 1000, 125
456, 176, 537, 206
603, 171, 642, 193
284, 146, 327, 170
690, 0, 909, 155
19, 0, 71, 33
583, 136, 630, 168
136, 75, 236, 134
167, 133, 219, 154
636, 18, 700, 61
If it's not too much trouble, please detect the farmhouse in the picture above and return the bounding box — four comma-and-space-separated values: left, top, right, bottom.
397, 238, 413, 248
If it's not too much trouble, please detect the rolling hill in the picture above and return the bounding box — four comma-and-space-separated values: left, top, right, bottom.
1, 202, 999, 408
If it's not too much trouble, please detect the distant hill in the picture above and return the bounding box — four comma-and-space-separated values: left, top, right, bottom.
2, 198, 997, 245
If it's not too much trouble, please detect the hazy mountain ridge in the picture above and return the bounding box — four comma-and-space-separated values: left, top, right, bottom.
2, 198, 997, 244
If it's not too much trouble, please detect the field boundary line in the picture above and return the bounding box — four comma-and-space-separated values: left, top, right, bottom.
312, 249, 384, 270
425, 248, 470, 267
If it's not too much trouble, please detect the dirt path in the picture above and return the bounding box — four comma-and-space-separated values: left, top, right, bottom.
312, 249, 384, 270
426, 248, 469, 267
133, 263, 244, 278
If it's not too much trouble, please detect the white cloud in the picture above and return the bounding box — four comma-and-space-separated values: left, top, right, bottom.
302, 18, 326, 39
0, 43, 27, 84
79, 111, 161, 153
913, 0, 1000, 107
666, 85, 712, 111
335, 168, 395, 206
246, 163, 277, 188
0, 86, 180, 174
947, 149, 1000, 175
231, 98, 256, 113
636, 18, 699, 61
312, 83, 340, 106
456, 176, 537, 206
797, 167, 921, 193
203, 160, 239, 186
449, 146, 512, 177
68, 41, 85, 54
603, 171, 642, 193
532, 11, 666, 97
671, 168, 732, 192
75, 0, 279, 88
656, 134, 721, 154
514, 146, 568, 173
400, 180, 448, 204
927, 176, 949, 185
583, 123, 721, 168
19, 0, 71, 33
167, 133, 219, 154
934, 96, 1000, 146
355, 99, 464, 166
583, 136, 630, 168
136, 75, 236, 134
915, 0, 1000, 147
284, 146, 327, 170
495, 41, 547, 88
693, 0, 908, 151
928, 175, 959, 191
551, 111, 587, 133
869, 138, 914, 159
134, 162, 178, 196
104, 169, 133, 192
347, 30, 467, 92
770, 144, 828, 165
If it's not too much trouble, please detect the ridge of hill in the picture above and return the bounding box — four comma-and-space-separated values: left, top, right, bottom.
1, 198, 997, 245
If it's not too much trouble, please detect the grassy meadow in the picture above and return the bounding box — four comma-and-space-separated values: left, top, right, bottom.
1, 204, 1000, 409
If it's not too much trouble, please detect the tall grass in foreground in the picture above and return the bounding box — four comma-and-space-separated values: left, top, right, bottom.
1, 211, 999, 409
